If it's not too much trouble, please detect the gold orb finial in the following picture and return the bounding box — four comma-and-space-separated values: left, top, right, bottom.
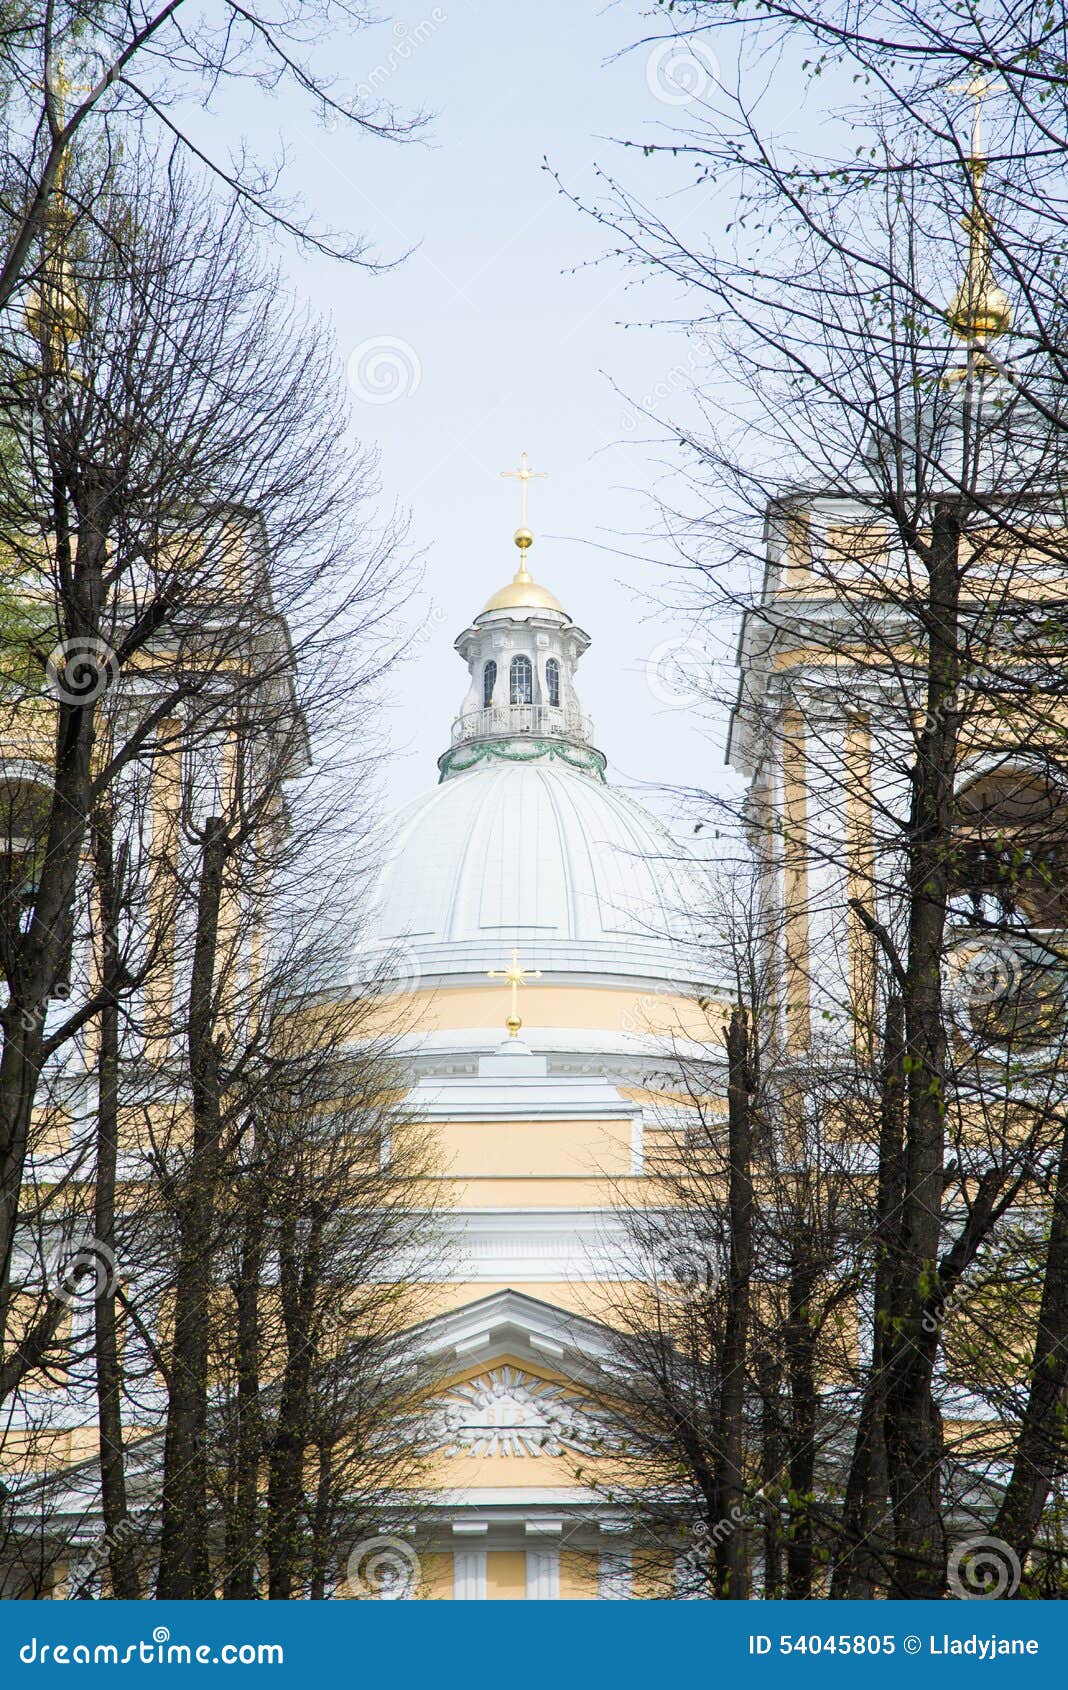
506, 1013, 523, 1038
514, 526, 534, 551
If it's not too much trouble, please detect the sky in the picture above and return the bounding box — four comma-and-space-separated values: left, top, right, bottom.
229, 0, 748, 820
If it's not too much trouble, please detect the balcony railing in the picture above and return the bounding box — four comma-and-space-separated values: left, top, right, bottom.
450, 702, 594, 747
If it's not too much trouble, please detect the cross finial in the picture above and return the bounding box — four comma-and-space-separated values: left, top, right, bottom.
487, 946, 543, 1038
949, 66, 1004, 160
36, 57, 95, 215
500, 450, 548, 531
41, 56, 95, 130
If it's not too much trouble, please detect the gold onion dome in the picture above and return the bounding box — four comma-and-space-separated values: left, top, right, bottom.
947, 202, 1013, 339
946, 277, 1013, 339
947, 270, 1013, 339
480, 530, 567, 617
946, 86, 1012, 343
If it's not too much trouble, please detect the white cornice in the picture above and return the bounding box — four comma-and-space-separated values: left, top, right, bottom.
404, 1286, 623, 1383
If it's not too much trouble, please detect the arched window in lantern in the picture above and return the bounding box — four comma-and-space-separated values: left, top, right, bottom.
545, 657, 560, 708
482, 660, 497, 707
510, 654, 533, 706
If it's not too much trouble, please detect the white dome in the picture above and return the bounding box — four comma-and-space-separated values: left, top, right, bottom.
360, 759, 712, 988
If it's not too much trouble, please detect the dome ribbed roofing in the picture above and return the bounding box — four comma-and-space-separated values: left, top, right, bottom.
358, 760, 711, 988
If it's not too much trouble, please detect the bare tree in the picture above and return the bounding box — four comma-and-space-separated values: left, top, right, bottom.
0, 142, 443, 1597
0, 0, 428, 317
558, 10, 1068, 1591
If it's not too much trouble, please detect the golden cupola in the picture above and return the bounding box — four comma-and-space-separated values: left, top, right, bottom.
480, 535, 567, 618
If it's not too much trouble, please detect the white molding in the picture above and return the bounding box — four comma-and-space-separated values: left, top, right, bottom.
530, 1334, 564, 1360
425, 1208, 639, 1284
406, 1060, 643, 1126
428, 1488, 607, 1507
406, 1287, 623, 1379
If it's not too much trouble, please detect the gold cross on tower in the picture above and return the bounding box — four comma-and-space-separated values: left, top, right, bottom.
38, 58, 95, 194
24, 58, 94, 367
500, 450, 548, 540
487, 947, 542, 1039
949, 67, 1004, 161
43, 58, 94, 124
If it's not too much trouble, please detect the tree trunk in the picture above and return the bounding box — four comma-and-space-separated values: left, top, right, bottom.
714, 1006, 753, 1599
90, 807, 141, 1599
756, 1348, 784, 1599
832, 993, 904, 1598
884, 499, 962, 1598
223, 1207, 264, 1600
308, 1444, 335, 1600
157, 816, 228, 1599
995, 1113, 1068, 1582
785, 1251, 818, 1598
266, 1211, 324, 1599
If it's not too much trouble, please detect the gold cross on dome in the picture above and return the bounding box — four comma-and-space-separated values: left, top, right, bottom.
39, 57, 95, 128
36, 58, 95, 207
500, 450, 548, 530
949, 67, 1004, 158
487, 947, 542, 1038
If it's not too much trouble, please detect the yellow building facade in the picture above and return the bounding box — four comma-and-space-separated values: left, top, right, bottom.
342, 509, 725, 1599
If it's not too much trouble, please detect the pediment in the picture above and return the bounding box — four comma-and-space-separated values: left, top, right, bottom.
404, 1288, 621, 1391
